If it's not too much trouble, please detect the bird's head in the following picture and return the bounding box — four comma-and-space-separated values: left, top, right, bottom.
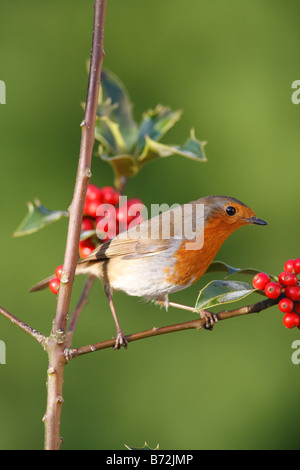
200, 195, 267, 233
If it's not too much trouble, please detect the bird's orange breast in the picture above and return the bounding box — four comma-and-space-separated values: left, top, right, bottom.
165, 214, 237, 287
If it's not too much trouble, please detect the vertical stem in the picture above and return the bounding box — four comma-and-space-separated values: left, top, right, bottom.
44, 0, 107, 450
54, 0, 106, 333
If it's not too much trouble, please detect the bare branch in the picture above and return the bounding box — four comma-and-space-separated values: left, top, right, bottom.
66, 296, 279, 359
0, 305, 46, 346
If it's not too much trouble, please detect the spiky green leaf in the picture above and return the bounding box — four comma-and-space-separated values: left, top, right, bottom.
124, 442, 160, 451
13, 199, 68, 237
135, 105, 182, 154
138, 129, 207, 165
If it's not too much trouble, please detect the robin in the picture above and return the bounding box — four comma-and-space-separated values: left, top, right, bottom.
30, 195, 267, 349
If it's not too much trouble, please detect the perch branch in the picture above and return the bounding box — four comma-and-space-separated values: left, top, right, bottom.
66, 296, 279, 359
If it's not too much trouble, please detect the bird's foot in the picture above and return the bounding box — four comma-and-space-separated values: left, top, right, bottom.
199, 310, 219, 330
113, 329, 128, 350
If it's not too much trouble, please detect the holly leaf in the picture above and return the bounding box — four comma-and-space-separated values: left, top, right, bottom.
100, 152, 140, 189
95, 115, 127, 155
135, 105, 182, 154
80, 229, 97, 242
138, 130, 207, 166
124, 442, 159, 451
13, 199, 68, 237
99, 69, 138, 151
206, 261, 278, 281
195, 280, 256, 310
93, 69, 208, 183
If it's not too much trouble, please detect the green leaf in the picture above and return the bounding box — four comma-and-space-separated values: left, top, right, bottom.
13, 199, 68, 237
176, 128, 208, 161
99, 152, 140, 189
138, 129, 207, 166
93, 69, 208, 182
99, 69, 138, 151
195, 280, 256, 310
135, 105, 182, 154
97, 97, 119, 118
80, 229, 97, 242
205, 261, 278, 281
95, 115, 126, 154
124, 442, 159, 451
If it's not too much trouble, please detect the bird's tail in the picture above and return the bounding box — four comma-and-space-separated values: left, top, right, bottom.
29, 262, 102, 293
29, 275, 56, 293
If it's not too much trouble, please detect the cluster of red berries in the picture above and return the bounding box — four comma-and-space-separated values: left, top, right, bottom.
252, 258, 300, 329
49, 184, 144, 295
80, 184, 144, 258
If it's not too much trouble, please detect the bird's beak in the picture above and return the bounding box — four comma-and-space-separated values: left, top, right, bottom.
246, 216, 268, 226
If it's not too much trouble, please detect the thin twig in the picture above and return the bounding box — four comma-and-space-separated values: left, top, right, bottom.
65, 275, 95, 348
66, 296, 279, 359
0, 305, 46, 346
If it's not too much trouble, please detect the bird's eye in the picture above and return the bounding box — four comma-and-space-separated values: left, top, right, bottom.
226, 206, 236, 216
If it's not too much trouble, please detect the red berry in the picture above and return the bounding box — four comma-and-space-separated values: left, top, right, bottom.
264, 282, 282, 299
55, 265, 63, 280
283, 312, 300, 329
278, 298, 294, 313
127, 198, 144, 223
252, 272, 271, 290
96, 205, 117, 239
86, 184, 103, 202
278, 271, 298, 287
285, 285, 300, 302
117, 198, 145, 233
84, 200, 101, 218
294, 303, 300, 314
81, 217, 94, 232
79, 239, 96, 259
84, 185, 103, 218
284, 259, 295, 273
101, 226, 118, 242
294, 258, 300, 274
116, 205, 128, 226
101, 186, 120, 206
49, 278, 60, 295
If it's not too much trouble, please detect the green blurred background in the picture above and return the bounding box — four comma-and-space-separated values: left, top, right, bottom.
0, 0, 299, 450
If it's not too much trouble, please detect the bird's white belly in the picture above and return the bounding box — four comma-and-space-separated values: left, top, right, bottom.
107, 246, 185, 299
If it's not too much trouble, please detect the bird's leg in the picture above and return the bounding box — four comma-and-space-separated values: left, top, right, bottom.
105, 290, 128, 350
156, 300, 218, 330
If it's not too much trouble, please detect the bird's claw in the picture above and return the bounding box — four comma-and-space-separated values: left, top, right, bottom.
113, 330, 128, 350
200, 310, 219, 330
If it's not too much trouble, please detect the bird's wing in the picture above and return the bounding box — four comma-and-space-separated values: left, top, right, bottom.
77, 207, 185, 264
77, 235, 172, 263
